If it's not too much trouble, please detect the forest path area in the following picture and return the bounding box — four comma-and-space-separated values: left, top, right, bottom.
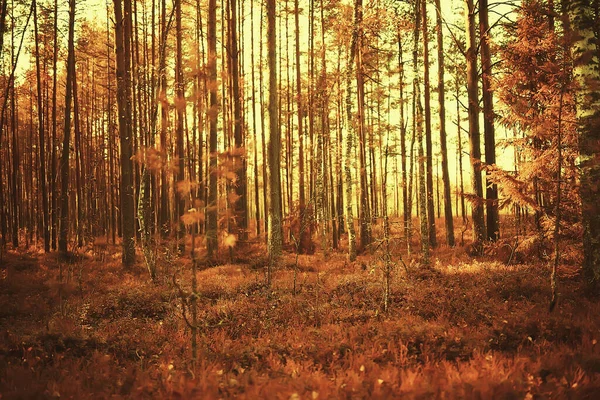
0, 249, 600, 398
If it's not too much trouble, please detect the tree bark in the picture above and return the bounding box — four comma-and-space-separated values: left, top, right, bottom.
114, 0, 136, 266
435, 0, 455, 247
266, 0, 283, 280
569, 0, 600, 289
465, 0, 486, 248
206, 0, 218, 258
480, 0, 499, 241
354, 0, 371, 251
421, 0, 437, 249
230, 0, 247, 243
175, 0, 185, 254
34, 0, 49, 252
59, 0, 76, 257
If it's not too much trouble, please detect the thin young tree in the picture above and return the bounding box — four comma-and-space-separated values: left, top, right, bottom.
175, 0, 185, 254
206, 0, 218, 258
58, 0, 76, 257
414, 0, 429, 263
266, 0, 283, 283
434, 0, 455, 246
33, 0, 49, 252
113, 0, 136, 266
421, 0, 437, 248
345, 5, 358, 262
479, 0, 499, 241
353, 0, 372, 251
465, 0, 485, 248
229, 0, 247, 243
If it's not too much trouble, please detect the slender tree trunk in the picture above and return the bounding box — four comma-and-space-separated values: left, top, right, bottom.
206, 0, 218, 258
230, 0, 247, 243
34, 0, 49, 252
159, 0, 169, 238
354, 0, 371, 251
456, 77, 466, 223
413, 0, 429, 262
465, 0, 485, 248
480, 0, 499, 241
73, 55, 84, 248
175, 0, 185, 254
59, 0, 76, 257
344, 20, 358, 262
114, 0, 136, 266
295, 0, 309, 253
250, 0, 260, 237
50, 26, 58, 248
435, 0, 454, 247
421, 0, 437, 249
397, 29, 409, 247
266, 0, 283, 282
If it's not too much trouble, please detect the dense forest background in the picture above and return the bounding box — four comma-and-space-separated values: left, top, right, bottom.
1, 0, 600, 398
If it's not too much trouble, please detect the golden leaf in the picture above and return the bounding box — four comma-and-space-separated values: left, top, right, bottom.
181, 210, 205, 226
176, 180, 198, 196
225, 171, 237, 181
227, 191, 241, 205
223, 233, 236, 248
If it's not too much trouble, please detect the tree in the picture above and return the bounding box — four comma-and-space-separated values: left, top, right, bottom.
33, 0, 49, 253
58, 0, 76, 257
434, 0, 455, 247
413, 0, 430, 262
353, 0, 372, 252
422, 0, 437, 249
113, 0, 136, 266
295, 0, 310, 254
345, 13, 358, 262
229, 0, 247, 244
480, 0, 499, 241
175, 0, 185, 254
206, 0, 218, 258
465, 0, 485, 248
569, 0, 600, 289
267, 0, 283, 281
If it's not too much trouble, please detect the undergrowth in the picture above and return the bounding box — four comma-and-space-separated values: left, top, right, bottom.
1, 237, 599, 399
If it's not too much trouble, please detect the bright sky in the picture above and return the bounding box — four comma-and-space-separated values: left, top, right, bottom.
10, 0, 518, 213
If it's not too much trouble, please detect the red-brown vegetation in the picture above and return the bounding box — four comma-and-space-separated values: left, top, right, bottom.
1, 231, 599, 398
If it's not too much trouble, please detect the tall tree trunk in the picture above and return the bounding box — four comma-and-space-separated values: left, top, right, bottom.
465, 0, 485, 248
51, 0, 58, 249
354, 0, 371, 251
206, 0, 218, 258
114, 0, 136, 266
421, 0, 437, 249
33, 0, 49, 252
397, 28, 409, 247
295, 0, 309, 253
175, 0, 185, 254
344, 12, 358, 262
414, 0, 429, 263
230, 0, 247, 243
159, 0, 170, 238
250, 0, 260, 237
266, 0, 283, 282
73, 55, 84, 248
435, 0, 454, 247
456, 78, 466, 223
59, 0, 76, 257
480, 0, 499, 241
569, 0, 600, 289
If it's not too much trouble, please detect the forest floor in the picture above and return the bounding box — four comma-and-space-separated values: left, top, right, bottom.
1, 229, 600, 399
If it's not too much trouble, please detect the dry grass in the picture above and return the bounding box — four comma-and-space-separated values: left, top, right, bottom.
1, 235, 599, 399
